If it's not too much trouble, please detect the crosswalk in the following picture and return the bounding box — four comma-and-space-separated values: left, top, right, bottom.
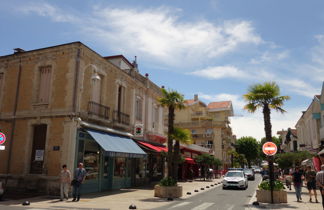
167, 201, 235, 210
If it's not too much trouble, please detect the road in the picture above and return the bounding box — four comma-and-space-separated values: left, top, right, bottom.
154, 174, 262, 210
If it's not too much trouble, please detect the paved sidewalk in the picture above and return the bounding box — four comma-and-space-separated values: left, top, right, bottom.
0, 178, 223, 210
246, 187, 323, 210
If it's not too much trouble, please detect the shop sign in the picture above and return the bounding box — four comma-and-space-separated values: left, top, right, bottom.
0, 132, 6, 145
134, 124, 143, 137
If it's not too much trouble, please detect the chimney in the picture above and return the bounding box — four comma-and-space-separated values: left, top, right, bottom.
14, 48, 25, 54
194, 94, 198, 101
132, 56, 139, 72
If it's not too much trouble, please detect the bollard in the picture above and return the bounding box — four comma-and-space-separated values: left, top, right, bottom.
22, 201, 30, 206
211, 185, 214, 187
194, 189, 199, 192
200, 188, 204, 190
129, 204, 137, 209
167, 197, 173, 201
206, 186, 209, 188
252, 201, 259, 206
186, 192, 191, 195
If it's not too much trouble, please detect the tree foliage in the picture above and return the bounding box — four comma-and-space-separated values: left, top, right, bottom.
236, 136, 259, 167
275, 151, 313, 169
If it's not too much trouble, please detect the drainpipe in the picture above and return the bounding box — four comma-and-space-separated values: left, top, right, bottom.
73, 47, 81, 114
5, 56, 22, 187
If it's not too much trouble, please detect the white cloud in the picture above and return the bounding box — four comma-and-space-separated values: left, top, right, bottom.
17, 2, 77, 23
190, 66, 247, 79
231, 107, 303, 140
278, 78, 320, 98
250, 50, 289, 64
17, 2, 262, 67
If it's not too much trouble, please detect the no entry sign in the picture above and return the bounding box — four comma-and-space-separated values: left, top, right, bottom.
0, 132, 6, 145
262, 141, 277, 156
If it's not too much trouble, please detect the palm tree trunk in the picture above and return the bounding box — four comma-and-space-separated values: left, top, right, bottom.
167, 106, 175, 178
173, 140, 180, 181
263, 104, 272, 142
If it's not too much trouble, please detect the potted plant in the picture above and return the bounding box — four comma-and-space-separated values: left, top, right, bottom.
256, 180, 287, 203
154, 177, 182, 198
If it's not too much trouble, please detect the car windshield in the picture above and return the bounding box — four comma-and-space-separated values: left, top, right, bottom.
244, 169, 252, 173
226, 172, 243, 177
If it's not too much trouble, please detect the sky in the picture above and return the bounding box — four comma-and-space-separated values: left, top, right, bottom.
1, 0, 324, 140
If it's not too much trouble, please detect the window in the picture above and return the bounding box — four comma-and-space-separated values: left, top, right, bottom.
152, 105, 159, 129
117, 85, 125, 113
37, 66, 52, 104
135, 97, 143, 121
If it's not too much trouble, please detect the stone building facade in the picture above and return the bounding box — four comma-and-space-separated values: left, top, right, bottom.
0, 42, 166, 194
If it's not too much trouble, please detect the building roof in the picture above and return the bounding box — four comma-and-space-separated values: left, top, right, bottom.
104, 54, 134, 68
184, 99, 195, 105
207, 101, 232, 110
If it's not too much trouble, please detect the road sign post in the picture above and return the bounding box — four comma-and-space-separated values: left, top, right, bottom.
262, 142, 277, 204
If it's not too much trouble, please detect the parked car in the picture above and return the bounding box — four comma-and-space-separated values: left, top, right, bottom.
244, 168, 255, 181
0, 181, 4, 200
222, 170, 248, 190
253, 167, 261, 173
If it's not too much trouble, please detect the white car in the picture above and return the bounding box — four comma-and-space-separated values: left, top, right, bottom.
222, 170, 248, 190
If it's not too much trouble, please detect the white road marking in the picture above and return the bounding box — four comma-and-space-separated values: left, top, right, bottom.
191, 202, 214, 210
169, 201, 191, 209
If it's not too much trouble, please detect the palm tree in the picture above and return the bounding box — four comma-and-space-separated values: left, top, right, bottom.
159, 88, 185, 181
243, 81, 289, 203
243, 82, 290, 142
171, 127, 192, 180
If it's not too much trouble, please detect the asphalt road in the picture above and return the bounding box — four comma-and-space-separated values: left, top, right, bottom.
154, 174, 262, 210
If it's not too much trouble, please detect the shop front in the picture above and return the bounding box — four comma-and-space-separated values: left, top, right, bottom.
76, 129, 147, 193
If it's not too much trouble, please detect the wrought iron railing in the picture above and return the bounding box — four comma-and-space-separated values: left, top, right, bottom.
113, 110, 130, 126
88, 101, 110, 120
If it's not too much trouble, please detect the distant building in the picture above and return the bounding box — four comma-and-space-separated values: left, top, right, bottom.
277, 128, 298, 152
174, 94, 235, 169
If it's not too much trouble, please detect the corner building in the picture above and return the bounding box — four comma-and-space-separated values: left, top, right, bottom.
0, 42, 166, 194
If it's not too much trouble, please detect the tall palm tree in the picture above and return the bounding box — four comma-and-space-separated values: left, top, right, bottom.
243, 82, 290, 142
243, 81, 289, 203
159, 89, 185, 180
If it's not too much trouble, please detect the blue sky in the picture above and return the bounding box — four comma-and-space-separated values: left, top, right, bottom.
1, 0, 324, 140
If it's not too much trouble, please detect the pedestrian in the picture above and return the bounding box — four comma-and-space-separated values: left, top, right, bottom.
60, 164, 71, 201
72, 162, 87, 202
292, 166, 303, 202
305, 166, 319, 203
316, 164, 324, 209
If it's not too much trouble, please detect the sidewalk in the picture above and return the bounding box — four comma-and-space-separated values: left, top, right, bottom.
0, 178, 223, 210
246, 187, 323, 210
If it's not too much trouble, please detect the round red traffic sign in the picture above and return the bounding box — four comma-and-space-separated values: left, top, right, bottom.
262, 141, 277, 156
0, 132, 6, 145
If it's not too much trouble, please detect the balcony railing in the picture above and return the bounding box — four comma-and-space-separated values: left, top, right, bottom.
88, 101, 110, 120
175, 120, 226, 128
113, 110, 130, 126
192, 133, 214, 139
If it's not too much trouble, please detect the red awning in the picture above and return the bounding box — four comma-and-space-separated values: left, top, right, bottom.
138, 141, 167, 152
185, 157, 196, 164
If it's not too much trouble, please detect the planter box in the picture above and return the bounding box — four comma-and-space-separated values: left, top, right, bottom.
154, 185, 183, 198
256, 190, 287, 203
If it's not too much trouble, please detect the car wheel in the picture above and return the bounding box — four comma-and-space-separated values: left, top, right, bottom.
222, 186, 226, 190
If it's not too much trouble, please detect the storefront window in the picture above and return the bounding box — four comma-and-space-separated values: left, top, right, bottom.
83, 140, 100, 180
114, 157, 126, 177
135, 158, 146, 178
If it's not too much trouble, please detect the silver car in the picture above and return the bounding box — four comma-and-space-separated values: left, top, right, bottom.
222, 170, 248, 190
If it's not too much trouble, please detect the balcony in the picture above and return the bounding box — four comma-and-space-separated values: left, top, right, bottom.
88, 101, 110, 120
175, 120, 226, 128
113, 110, 130, 126
192, 133, 214, 140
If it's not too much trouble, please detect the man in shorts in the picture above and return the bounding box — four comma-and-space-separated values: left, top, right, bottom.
305, 166, 318, 203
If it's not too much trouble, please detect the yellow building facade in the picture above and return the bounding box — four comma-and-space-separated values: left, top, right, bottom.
174, 94, 236, 168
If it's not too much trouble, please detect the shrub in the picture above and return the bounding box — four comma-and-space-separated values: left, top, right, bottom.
159, 177, 177, 186
258, 180, 284, 191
